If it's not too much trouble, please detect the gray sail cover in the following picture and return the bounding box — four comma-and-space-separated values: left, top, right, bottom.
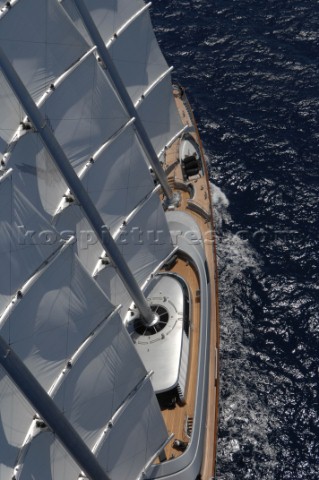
0, 0, 181, 478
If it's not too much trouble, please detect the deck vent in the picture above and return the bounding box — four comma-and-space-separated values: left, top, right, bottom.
134, 305, 169, 336
172, 439, 188, 452
185, 416, 194, 438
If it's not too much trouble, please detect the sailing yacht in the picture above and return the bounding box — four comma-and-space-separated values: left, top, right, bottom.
0, 1, 219, 479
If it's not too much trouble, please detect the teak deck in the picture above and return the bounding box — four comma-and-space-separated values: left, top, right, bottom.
160, 257, 201, 461
156, 89, 220, 477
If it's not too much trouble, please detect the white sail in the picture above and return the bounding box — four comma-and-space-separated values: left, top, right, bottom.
60, 0, 184, 148
62, 0, 146, 49
79, 126, 154, 234
96, 381, 168, 480
6, 315, 168, 480
0, 73, 23, 152
18, 432, 80, 480
0, 0, 89, 155
55, 191, 174, 313
52, 313, 148, 447
95, 192, 173, 311
0, 1, 183, 478
106, 7, 169, 103
0, 0, 88, 101
5, 133, 67, 219
61, 0, 170, 106
0, 367, 34, 480
0, 169, 63, 312
0, 243, 114, 392
0, 238, 169, 477
137, 73, 184, 155
40, 53, 129, 171
55, 124, 156, 273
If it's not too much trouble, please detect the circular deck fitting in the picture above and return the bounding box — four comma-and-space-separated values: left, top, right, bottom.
134, 305, 169, 336
163, 190, 181, 209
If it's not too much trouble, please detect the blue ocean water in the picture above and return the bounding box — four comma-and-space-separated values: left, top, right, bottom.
152, 1, 319, 479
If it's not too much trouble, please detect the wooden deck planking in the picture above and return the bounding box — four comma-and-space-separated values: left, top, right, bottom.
155, 87, 220, 477
160, 257, 201, 460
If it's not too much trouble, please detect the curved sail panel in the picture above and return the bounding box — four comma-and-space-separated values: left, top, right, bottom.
0, 244, 114, 392
137, 74, 184, 155
55, 125, 155, 274
96, 381, 168, 480
117, 193, 173, 275
0, 366, 34, 480
61, 0, 145, 45
96, 193, 173, 311
54, 205, 98, 275
0, 0, 88, 101
19, 432, 80, 480
6, 132, 67, 220
0, 170, 63, 313
82, 126, 154, 231
41, 54, 129, 172
16, 322, 168, 480
61, 1, 171, 104
52, 314, 146, 448
0, 72, 24, 153
107, 9, 168, 103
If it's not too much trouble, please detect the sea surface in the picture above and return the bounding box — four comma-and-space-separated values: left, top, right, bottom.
152, 2, 319, 479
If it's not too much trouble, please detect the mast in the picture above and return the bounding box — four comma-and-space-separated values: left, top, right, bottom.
73, 0, 180, 206
0, 46, 156, 327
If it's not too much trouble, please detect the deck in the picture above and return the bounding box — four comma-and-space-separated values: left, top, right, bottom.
155, 88, 220, 477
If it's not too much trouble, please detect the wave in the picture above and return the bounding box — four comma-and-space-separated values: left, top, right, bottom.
210, 181, 278, 479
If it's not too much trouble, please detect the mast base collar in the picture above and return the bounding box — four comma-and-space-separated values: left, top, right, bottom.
164, 191, 181, 209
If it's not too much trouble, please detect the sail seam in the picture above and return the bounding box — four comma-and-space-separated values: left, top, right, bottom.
92, 371, 154, 456
0, 0, 20, 20
11, 305, 122, 478
134, 66, 174, 108
0, 237, 74, 324
53, 117, 136, 217
73, 0, 175, 201
48, 305, 121, 397
115, 186, 161, 238
136, 246, 180, 293
158, 125, 191, 159
136, 433, 175, 480
0, 333, 112, 480
85, 118, 136, 167
1, 127, 29, 169
92, 187, 161, 277
36, 47, 96, 109
0, 166, 13, 183
0, 47, 96, 168
105, 3, 152, 48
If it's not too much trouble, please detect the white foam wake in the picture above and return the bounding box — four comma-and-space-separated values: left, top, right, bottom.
209, 181, 278, 479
